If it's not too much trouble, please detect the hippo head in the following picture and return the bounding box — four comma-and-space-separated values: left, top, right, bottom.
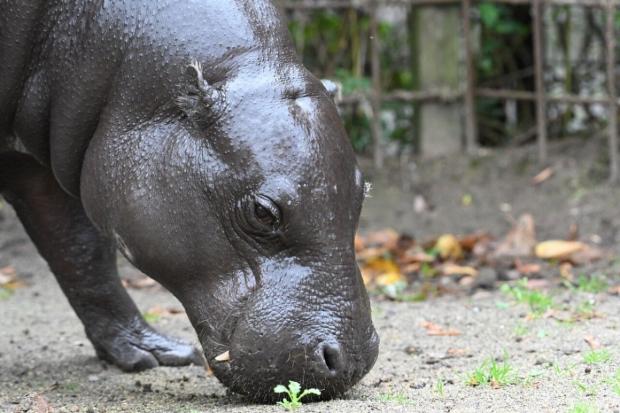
80, 56, 378, 401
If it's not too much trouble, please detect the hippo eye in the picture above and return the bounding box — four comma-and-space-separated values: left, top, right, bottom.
252, 195, 280, 230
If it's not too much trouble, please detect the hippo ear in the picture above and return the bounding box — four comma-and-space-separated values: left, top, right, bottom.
176, 60, 225, 127
321, 79, 341, 103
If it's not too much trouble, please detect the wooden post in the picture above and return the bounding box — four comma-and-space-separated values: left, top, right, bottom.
411, 3, 462, 157
463, 0, 478, 155
370, 1, 384, 168
533, 0, 547, 164
606, 0, 619, 183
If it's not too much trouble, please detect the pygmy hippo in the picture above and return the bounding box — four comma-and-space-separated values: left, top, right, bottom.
0, 0, 379, 401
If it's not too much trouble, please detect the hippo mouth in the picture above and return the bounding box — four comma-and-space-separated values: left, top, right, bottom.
200, 319, 379, 403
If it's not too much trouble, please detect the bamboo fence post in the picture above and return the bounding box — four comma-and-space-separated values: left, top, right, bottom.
370, 0, 384, 168
463, 0, 478, 154
533, 0, 547, 164
606, 0, 619, 182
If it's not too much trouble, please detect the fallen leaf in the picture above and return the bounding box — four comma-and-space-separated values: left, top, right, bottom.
459, 232, 491, 252
531, 167, 554, 185
354, 234, 365, 252
0, 265, 17, 284
441, 264, 478, 277
568, 244, 604, 265
435, 234, 463, 261
559, 263, 573, 280
420, 321, 461, 336
361, 257, 404, 287
445, 348, 470, 358
535, 240, 584, 260
514, 259, 541, 275
493, 214, 536, 258
584, 335, 601, 350
12, 393, 53, 413
609, 285, 620, 295
122, 276, 158, 289
145, 305, 184, 317
365, 229, 400, 250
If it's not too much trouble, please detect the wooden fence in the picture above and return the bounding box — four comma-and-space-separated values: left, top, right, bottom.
280, 0, 620, 182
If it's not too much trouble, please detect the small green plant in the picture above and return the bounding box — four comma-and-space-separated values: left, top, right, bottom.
434, 378, 445, 397
576, 274, 608, 294
467, 356, 515, 387
605, 370, 620, 395
583, 349, 611, 365
377, 390, 411, 405
274, 381, 321, 410
0, 287, 12, 300
500, 278, 554, 316
568, 401, 599, 413
142, 311, 161, 324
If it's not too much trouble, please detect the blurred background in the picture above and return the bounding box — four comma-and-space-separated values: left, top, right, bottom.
281, 0, 618, 168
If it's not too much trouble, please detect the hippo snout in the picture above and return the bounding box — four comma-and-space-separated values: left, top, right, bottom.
207, 325, 379, 402
197, 270, 379, 403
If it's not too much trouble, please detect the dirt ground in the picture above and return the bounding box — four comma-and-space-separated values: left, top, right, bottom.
2, 138, 620, 413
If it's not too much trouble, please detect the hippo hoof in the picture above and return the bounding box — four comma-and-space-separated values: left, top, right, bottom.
90, 321, 204, 372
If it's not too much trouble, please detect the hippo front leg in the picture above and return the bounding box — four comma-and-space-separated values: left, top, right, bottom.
2, 154, 203, 371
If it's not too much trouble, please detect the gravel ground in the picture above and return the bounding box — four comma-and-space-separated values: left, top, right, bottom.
2, 139, 620, 412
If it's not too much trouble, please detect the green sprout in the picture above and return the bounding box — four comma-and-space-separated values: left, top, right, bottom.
583, 349, 611, 365
274, 381, 321, 410
467, 357, 516, 387
500, 278, 554, 316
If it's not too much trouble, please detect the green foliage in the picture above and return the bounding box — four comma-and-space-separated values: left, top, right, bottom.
583, 349, 611, 365
467, 356, 516, 387
274, 381, 321, 410
576, 274, 609, 294
377, 390, 411, 405
500, 279, 554, 316
569, 401, 599, 413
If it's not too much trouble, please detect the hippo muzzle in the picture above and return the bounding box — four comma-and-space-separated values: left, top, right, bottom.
192, 262, 379, 401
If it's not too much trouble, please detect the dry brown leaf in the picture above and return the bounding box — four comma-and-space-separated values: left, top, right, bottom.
514, 259, 541, 275
584, 335, 601, 350
568, 244, 604, 265
535, 240, 585, 260
399, 247, 435, 264
441, 264, 478, 277
445, 348, 470, 358
420, 321, 461, 336
12, 393, 54, 413
354, 234, 365, 252
361, 257, 404, 287
365, 229, 400, 250
459, 232, 491, 252
0, 265, 17, 284
435, 234, 463, 261
609, 285, 620, 295
122, 276, 158, 289
145, 305, 185, 317
559, 263, 574, 281
356, 246, 389, 261
531, 167, 554, 185
493, 214, 536, 258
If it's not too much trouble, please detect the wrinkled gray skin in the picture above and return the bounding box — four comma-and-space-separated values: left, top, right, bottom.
0, 0, 379, 402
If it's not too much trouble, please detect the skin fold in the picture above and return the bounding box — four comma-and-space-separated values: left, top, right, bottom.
0, 0, 379, 401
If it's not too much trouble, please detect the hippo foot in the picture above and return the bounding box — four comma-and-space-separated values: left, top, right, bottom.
89, 319, 204, 372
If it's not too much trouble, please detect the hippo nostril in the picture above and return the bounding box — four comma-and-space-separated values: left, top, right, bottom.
319, 342, 343, 375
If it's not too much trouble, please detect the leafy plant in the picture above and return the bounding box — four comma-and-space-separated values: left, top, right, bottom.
605, 370, 620, 396
569, 401, 599, 413
576, 274, 608, 294
500, 278, 554, 316
274, 381, 321, 410
467, 356, 516, 387
583, 349, 611, 365
377, 390, 411, 405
